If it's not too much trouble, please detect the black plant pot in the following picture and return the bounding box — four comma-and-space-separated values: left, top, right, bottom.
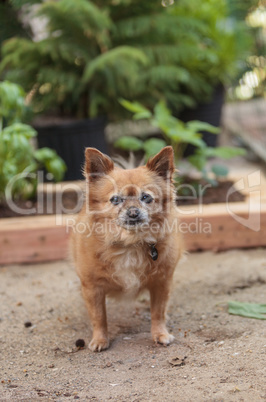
36, 117, 107, 181
178, 84, 225, 154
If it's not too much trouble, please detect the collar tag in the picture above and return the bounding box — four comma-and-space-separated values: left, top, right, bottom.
150, 244, 158, 261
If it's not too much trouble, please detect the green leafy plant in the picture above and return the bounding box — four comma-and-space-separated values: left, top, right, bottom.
0, 0, 252, 120
0, 81, 66, 202
0, 0, 149, 120
115, 99, 246, 182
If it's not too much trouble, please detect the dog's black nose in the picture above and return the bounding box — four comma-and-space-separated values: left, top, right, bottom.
127, 206, 140, 219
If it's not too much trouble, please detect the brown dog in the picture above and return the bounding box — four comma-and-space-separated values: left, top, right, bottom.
71, 146, 182, 351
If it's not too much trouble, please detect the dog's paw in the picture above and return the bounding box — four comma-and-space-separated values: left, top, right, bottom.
89, 337, 109, 352
153, 331, 175, 346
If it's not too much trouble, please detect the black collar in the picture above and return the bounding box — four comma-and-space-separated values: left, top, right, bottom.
149, 244, 158, 261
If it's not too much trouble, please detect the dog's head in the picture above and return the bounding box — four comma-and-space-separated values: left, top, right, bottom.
84, 146, 175, 239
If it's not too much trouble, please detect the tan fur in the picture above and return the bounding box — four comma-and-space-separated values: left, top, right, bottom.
71, 146, 183, 352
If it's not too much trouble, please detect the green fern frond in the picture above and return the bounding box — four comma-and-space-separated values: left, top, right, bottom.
1, 0, 251, 119
38, 0, 112, 50
39, 0, 111, 34
141, 44, 218, 66
166, 92, 196, 110
83, 46, 148, 83
141, 65, 190, 89
113, 14, 208, 42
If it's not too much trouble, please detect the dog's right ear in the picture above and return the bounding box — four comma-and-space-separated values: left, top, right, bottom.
84, 148, 114, 180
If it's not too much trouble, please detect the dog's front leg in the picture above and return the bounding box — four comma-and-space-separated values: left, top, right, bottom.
81, 285, 109, 352
149, 282, 175, 346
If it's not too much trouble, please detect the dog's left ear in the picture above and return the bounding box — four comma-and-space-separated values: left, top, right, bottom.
146, 146, 175, 179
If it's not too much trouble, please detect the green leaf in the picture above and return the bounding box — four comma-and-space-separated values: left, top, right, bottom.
187, 120, 220, 134
114, 136, 144, 151
153, 101, 183, 137
143, 138, 167, 159
2, 123, 36, 139
228, 301, 266, 320
154, 100, 171, 120
45, 158, 66, 182
34, 147, 58, 162
119, 99, 152, 119
205, 146, 246, 159
211, 164, 229, 177
168, 128, 206, 148
0, 81, 26, 123
133, 111, 153, 120
188, 153, 206, 171
34, 147, 66, 182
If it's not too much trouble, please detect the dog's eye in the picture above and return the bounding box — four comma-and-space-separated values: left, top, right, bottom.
110, 195, 123, 205
140, 193, 153, 204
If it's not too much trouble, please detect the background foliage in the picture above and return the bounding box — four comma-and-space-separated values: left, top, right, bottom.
115, 99, 246, 184
0, 81, 66, 201
0, 0, 257, 120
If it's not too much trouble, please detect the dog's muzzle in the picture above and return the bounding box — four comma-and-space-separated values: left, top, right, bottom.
125, 206, 142, 225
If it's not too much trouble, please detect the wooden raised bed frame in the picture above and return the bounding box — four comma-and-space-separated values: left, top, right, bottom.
0, 168, 265, 265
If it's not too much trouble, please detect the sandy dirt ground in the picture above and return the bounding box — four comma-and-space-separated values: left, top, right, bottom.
0, 248, 266, 401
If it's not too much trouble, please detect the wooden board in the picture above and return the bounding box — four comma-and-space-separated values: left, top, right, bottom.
180, 201, 266, 252
0, 216, 69, 265
0, 201, 265, 265
1, 169, 266, 265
